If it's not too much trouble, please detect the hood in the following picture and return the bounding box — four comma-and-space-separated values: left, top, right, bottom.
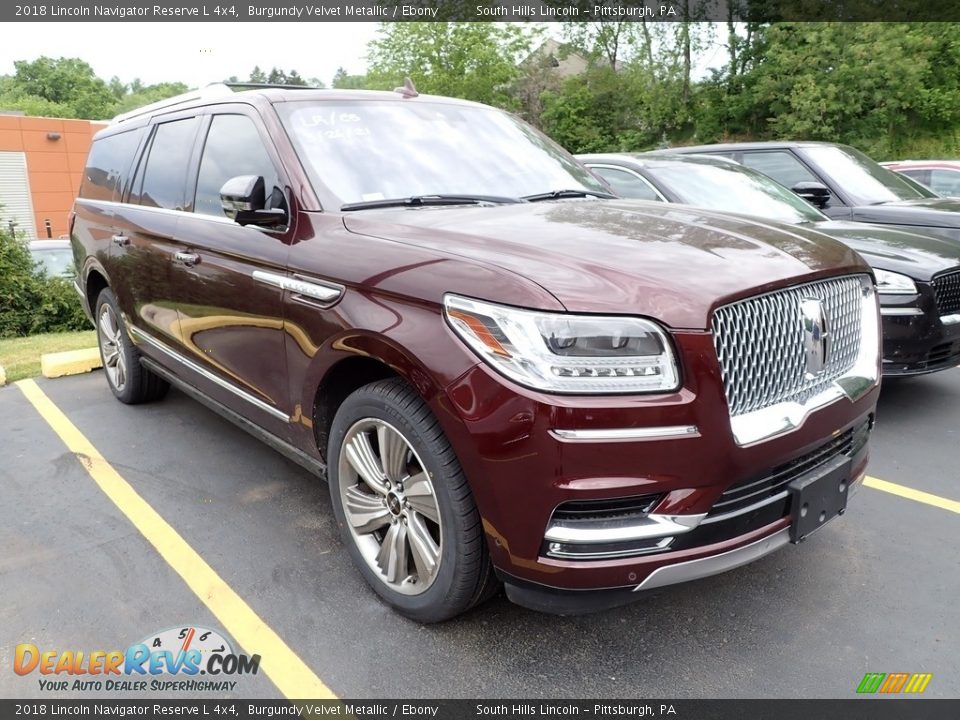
812, 220, 960, 281
849, 197, 960, 234
342, 200, 868, 329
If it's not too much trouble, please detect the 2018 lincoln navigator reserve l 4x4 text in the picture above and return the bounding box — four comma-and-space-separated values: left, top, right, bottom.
70, 84, 881, 622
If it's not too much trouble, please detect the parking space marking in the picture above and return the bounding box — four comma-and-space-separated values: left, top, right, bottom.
16, 379, 337, 700
865, 475, 960, 515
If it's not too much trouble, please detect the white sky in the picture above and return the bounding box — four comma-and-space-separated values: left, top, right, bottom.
3, 23, 381, 88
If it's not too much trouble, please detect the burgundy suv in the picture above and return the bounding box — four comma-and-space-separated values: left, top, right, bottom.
71, 85, 881, 621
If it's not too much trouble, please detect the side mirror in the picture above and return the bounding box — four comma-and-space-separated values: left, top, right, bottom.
791, 181, 831, 209
219, 175, 287, 228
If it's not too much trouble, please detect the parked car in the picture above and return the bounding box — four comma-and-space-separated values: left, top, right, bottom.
579, 153, 960, 376
28, 239, 76, 278
72, 84, 880, 621
666, 141, 960, 243
882, 160, 960, 198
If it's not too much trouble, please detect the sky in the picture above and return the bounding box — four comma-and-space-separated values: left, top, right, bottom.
3, 23, 382, 88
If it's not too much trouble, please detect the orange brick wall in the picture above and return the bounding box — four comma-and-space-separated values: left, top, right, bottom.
0, 115, 107, 238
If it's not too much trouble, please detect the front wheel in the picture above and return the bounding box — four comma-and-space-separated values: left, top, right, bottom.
327, 378, 497, 622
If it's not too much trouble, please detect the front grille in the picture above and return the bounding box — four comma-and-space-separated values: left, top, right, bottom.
551, 494, 662, 523
928, 340, 960, 366
712, 276, 865, 417
708, 424, 863, 518
933, 269, 960, 315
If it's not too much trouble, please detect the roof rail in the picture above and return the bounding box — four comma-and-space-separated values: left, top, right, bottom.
223, 82, 318, 91
110, 83, 235, 124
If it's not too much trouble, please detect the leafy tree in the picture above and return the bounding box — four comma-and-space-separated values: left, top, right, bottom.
365, 22, 537, 109
1, 57, 117, 119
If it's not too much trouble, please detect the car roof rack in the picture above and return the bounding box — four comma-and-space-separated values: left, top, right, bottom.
111, 82, 322, 125
111, 82, 235, 124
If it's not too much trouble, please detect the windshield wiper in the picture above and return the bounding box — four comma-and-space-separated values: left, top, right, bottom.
341, 194, 521, 211
522, 189, 616, 202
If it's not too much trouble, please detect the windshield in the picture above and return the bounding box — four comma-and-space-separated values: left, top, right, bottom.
645, 160, 827, 224
277, 100, 607, 207
802, 145, 937, 205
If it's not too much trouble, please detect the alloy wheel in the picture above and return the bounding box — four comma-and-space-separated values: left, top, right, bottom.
337, 418, 442, 595
98, 304, 127, 392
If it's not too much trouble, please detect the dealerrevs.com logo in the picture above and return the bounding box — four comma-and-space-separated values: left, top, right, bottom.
14, 626, 260, 693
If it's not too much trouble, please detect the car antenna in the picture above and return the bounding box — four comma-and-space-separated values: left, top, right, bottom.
394, 77, 419, 98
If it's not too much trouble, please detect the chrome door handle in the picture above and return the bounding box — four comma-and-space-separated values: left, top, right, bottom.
174, 251, 200, 267
111, 234, 129, 246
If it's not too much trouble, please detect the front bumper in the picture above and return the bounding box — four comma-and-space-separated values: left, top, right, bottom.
435, 330, 879, 609
879, 284, 960, 376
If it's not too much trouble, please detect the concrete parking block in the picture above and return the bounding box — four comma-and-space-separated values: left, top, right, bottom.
0, 364, 6, 386
40, 347, 101, 378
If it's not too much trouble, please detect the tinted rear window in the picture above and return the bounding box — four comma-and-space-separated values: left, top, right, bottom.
134, 118, 201, 210
79, 129, 144, 202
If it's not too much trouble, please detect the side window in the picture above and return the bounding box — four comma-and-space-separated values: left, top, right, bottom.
589, 167, 662, 201
79, 129, 144, 202
898, 168, 931, 187
928, 169, 960, 197
134, 117, 201, 210
194, 114, 284, 218
741, 151, 819, 189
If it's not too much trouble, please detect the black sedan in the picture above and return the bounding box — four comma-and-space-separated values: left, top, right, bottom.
578, 152, 960, 376
661, 141, 960, 244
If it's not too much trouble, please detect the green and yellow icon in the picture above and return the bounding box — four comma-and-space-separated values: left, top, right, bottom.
857, 672, 932, 694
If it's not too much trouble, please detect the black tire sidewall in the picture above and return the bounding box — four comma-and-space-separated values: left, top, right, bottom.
327, 386, 477, 622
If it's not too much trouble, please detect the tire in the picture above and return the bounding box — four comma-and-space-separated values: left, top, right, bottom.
327, 377, 498, 622
95, 288, 169, 405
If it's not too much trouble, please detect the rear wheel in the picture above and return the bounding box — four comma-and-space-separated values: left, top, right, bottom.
95, 288, 169, 404
327, 377, 497, 622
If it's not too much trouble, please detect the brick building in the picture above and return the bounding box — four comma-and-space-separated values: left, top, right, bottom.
0, 114, 106, 240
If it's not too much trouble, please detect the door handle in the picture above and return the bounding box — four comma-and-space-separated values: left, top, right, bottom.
111, 234, 129, 246
174, 251, 200, 267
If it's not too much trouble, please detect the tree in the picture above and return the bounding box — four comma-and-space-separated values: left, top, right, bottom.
1, 56, 117, 119
365, 22, 537, 109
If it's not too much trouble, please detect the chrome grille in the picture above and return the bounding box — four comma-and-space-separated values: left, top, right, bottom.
933, 269, 960, 315
712, 276, 866, 417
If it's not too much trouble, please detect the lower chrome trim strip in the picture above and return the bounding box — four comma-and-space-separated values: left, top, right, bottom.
128, 326, 290, 422
633, 527, 791, 592
549, 425, 699, 442
880, 307, 924, 316
699, 491, 789, 525
941, 314, 960, 325
544, 512, 706, 544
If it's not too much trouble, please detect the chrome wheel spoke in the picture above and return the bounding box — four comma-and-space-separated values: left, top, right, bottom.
115, 350, 127, 388
103, 346, 119, 367
407, 512, 440, 582
404, 472, 439, 523
344, 486, 391, 534
344, 432, 388, 495
98, 312, 115, 341
376, 521, 408, 584
377, 423, 410, 484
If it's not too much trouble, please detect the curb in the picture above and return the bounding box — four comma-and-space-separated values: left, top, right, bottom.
40, 347, 102, 379
0, 364, 5, 387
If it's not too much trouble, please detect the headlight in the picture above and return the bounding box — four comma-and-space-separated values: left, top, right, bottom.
443, 294, 680, 394
874, 268, 917, 295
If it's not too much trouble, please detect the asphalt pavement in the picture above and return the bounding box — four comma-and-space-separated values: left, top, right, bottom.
1, 367, 957, 699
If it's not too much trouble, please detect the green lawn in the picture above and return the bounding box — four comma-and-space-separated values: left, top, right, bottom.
0, 330, 97, 383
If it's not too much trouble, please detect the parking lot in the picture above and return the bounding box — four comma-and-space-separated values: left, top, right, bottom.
2, 368, 958, 700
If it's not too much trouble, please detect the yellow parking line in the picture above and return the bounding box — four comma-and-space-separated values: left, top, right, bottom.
16, 379, 336, 700
865, 475, 960, 515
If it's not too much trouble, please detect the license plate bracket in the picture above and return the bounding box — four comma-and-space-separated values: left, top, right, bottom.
788, 455, 851, 543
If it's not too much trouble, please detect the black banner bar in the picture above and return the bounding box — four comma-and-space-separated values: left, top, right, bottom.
6, 0, 960, 23
1, 700, 958, 719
